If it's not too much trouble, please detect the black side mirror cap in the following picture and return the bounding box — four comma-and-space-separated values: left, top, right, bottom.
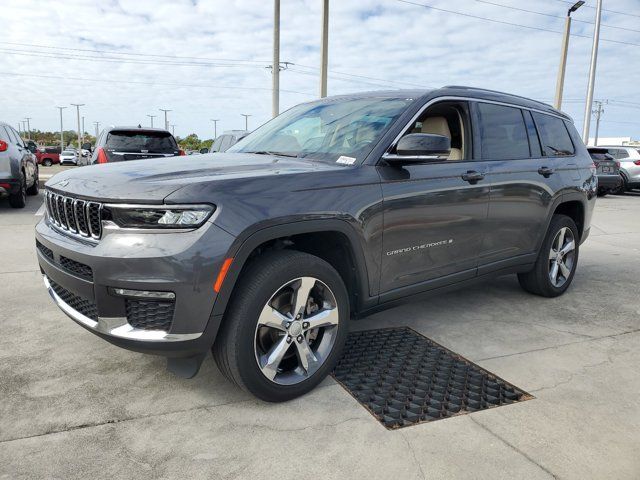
383, 133, 451, 165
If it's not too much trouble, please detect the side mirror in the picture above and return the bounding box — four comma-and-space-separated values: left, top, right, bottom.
384, 133, 451, 165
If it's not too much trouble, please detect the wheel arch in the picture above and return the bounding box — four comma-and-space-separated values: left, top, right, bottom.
211, 219, 372, 319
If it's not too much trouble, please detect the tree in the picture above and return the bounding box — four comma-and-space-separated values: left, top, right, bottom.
179, 133, 201, 151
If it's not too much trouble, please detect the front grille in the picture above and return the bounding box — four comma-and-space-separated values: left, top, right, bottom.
45, 190, 102, 240
125, 299, 175, 331
36, 240, 54, 261
59, 256, 93, 280
49, 279, 98, 321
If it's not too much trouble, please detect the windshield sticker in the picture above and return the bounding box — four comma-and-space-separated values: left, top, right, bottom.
336, 156, 356, 165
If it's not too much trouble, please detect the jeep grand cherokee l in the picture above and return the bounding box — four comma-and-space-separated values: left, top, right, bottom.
36, 86, 596, 401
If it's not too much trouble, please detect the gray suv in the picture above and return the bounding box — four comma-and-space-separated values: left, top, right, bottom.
36, 87, 596, 401
0, 121, 39, 208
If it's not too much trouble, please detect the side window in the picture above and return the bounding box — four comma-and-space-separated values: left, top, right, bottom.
477, 103, 530, 160
9, 127, 24, 147
616, 149, 629, 159
532, 112, 575, 156
523, 110, 542, 157
0, 126, 10, 142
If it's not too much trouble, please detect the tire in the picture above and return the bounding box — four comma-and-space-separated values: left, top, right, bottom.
26, 168, 39, 195
43, 159, 52, 167
612, 175, 628, 195
597, 189, 607, 197
8, 172, 27, 209
213, 250, 349, 402
518, 215, 579, 297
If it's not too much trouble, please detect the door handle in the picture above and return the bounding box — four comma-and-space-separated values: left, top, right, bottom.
538, 166, 555, 178
461, 170, 485, 184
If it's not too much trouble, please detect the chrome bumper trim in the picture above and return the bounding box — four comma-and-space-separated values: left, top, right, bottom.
44, 275, 202, 342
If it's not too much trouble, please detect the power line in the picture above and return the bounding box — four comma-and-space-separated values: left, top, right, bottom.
0, 71, 315, 96
550, 0, 640, 20
475, 0, 640, 34
397, 0, 640, 49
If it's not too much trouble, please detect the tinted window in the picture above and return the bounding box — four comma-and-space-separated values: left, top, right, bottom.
477, 103, 530, 160
616, 149, 629, 159
532, 113, 574, 156
523, 110, 542, 157
105, 131, 177, 153
0, 126, 10, 142
6, 127, 20, 145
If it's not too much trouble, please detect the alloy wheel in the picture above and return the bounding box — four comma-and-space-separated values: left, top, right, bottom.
253, 276, 340, 385
548, 227, 576, 288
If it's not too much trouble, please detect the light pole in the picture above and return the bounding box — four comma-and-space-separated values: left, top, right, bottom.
159, 109, 171, 130
241, 114, 251, 131
93, 121, 100, 138
70, 103, 84, 151
592, 100, 606, 146
56, 106, 67, 148
170, 124, 176, 136
272, 0, 280, 117
210, 119, 219, 139
81, 116, 85, 144
21, 121, 27, 138
24, 117, 32, 140
554, 1, 584, 109
320, 0, 329, 97
147, 114, 156, 128
582, 0, 603, 142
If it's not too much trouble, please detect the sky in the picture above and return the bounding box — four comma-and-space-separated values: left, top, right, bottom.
2, 0, 639, 141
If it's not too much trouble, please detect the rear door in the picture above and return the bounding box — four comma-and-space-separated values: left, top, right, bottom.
104, 130, 180, 162
476, 103, 565, 270
7, 127, 35, 183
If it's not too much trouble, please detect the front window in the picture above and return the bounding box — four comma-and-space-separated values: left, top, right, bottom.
228, 97, 412, 163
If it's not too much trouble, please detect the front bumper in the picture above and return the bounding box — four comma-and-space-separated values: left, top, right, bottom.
36, 214, 235, 357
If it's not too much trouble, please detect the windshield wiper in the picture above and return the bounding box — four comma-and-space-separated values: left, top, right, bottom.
246, 150, 299, 158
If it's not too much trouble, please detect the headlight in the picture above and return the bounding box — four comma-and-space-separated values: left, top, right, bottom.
104, 205, 215, 229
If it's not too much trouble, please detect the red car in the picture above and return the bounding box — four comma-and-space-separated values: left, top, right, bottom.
36, 147, 61, 166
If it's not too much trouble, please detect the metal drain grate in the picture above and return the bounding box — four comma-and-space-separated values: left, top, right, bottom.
332, 327, 533, 429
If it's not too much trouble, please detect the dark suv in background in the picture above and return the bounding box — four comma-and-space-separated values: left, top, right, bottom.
91, 126, 183, 164
36, 86, 595, 401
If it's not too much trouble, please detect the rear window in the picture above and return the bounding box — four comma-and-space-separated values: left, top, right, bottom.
105, 131, 177, 153
477, 103, 530, 160
532, 113, 575, 156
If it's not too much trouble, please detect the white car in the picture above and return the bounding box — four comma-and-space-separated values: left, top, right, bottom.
600, 146, 640, 192
59, 150, 78, 166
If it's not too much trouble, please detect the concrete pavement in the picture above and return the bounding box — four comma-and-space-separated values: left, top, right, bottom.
1, 191, 639, 479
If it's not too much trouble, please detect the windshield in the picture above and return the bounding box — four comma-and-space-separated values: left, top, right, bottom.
61, 150, 76, 155
106, 131, 177, 153
228, 97, 412, 163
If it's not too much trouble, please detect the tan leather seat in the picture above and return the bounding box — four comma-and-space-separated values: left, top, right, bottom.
421, 116, 462, 160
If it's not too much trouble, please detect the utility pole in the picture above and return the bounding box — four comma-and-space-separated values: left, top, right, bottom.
24, 117, 32, 140
81, 116, 85, 144
93, 121, 100, 138
170, 124, 176, 136
21, 121, 27, 138
56, 106, 67, 148
210, 119, 219, 138
272, 0, 280, 117
554, 1, 584, 109
582, 0, 603, 142
320, 0, 329, 97
147, 114, 156, 128
241, 114, 251, 131
159, 109, 171, 130
70, 103, 84, 151
592, 100, 606, 146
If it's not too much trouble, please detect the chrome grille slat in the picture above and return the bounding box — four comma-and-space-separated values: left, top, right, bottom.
45, 190, 102, 240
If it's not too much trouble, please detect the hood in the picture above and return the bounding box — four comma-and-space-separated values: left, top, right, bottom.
45, 152, 344, 203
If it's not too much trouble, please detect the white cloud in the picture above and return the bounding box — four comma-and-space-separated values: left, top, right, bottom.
1, 0, 639, 139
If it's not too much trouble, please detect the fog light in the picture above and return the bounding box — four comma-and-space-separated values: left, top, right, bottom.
112, 288, 175, 300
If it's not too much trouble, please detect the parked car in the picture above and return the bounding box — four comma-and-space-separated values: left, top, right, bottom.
598, 145, 640, 193
0, 121, 39, 208
59, 150, 79, 166
36, 87, 595, 401
91, 126, 183, 164
36, 147, 61, 166
588, 147, 621, 197
208, 130, 249, 153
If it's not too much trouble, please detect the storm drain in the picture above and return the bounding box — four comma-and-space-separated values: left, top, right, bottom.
332, 327, 532, 429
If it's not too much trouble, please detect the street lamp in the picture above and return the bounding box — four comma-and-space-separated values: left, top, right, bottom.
241, 114, 251, 131
56, 106, 67, 148
24, 117, 32, 141
210, 119, 219, 139
320, 0, 329, 98
70, 103, 84, 151
93, 121, 101, 138
159, 109, 171, 130
582, 0, 603, 142
554, 1, 584, 109
147, 114, 156, 128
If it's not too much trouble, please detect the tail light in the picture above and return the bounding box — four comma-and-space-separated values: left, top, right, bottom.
179, 149, 186, 156
616, 161, 621, 168
0, 140, 8, 152
0, 182, 11, 189
96, 147, 108, 164
634, 160, 640, 166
